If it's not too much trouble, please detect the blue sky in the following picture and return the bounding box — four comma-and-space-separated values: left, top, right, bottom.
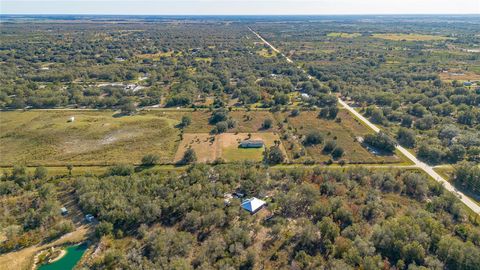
1, 0, 479, 15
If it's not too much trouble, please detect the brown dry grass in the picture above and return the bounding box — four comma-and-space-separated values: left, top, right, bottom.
174, 133, 218, 163
439, 70, 480, 81
174, 132, 287, 163
372, 33, 452, 41
277, 110, 400, 163
0, 111, 180, 166
155, 110, 279, 134
229, 111, 279, 133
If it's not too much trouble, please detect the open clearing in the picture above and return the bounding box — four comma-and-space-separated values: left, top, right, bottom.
0, 111, 180, 166
276, 110, 402, 164
151, 110, 280, 133
439, 70, 480, 81
174, 132, 286, 163
257, 48, 277, 58
372, 33, 453, 41
327, 32, 361, 38
1, 109, 399, 166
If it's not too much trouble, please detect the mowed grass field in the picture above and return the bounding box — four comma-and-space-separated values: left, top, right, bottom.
276, 109, 402, 164
0, 111, 181, 166
174, 132, 286, 163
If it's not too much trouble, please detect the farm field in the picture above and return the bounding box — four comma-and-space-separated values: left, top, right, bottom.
371, 33, 453, 41
149, 110, 280, 133
276, 109, 402, 164
174, 132, 286, 163
0, 111, 181, 166
327, 32, 362, 38
0, 109, 402, 166
0, 110, 287, 166
439, 70, 480, 82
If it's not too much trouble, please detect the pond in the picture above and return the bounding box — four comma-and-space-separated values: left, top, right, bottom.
38, 243, 88, 270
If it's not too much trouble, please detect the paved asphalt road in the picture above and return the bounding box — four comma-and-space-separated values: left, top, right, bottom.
249, 27, 480, 215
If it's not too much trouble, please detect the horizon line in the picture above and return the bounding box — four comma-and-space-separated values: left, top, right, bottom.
2, 13, 480, 16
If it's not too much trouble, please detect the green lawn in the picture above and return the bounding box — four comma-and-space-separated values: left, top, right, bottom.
222, 147, 264, 162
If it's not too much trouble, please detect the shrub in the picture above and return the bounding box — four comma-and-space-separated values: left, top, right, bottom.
262, 118, 273, 129
304, 131, 323, 146
107, 164, 134, 176
120, 101, 136, 115
417, 144, 445, 164
332, 147, 344, 159
141, 154, 160, 166
363, 132, 396, 153
209, 109, 228, 124
96, 221, 114, 238
34, 166, 48, 180
181, 148, 197, 164
397, 128, 416, 148
323, 140, 337, 153
264, 145, 285, 165
215, 121, 228, 133
180, 115, 191, 127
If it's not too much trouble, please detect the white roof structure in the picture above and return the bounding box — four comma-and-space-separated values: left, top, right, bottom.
241, 197, 266, 214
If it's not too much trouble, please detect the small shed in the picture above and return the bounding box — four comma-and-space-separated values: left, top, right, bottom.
233, 191, 245, 198
224, 193, 233, 205
239, 140, 264, 148
68, 116, 75, 122
60, 207, 68, 215
85, 214, 95, 223
241, 197, 266, 214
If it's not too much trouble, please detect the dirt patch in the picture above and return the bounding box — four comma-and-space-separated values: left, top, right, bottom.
62, 130, 139, 155
174, 133, 218, 163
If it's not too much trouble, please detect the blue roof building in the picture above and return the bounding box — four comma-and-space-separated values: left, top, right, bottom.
239, 140, 264, 148
241, 197, 266, 214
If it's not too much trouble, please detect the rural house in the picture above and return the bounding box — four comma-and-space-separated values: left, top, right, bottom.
239, 140, 264, 148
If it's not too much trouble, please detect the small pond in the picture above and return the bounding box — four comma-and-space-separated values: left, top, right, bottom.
38, 243, 88, 270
